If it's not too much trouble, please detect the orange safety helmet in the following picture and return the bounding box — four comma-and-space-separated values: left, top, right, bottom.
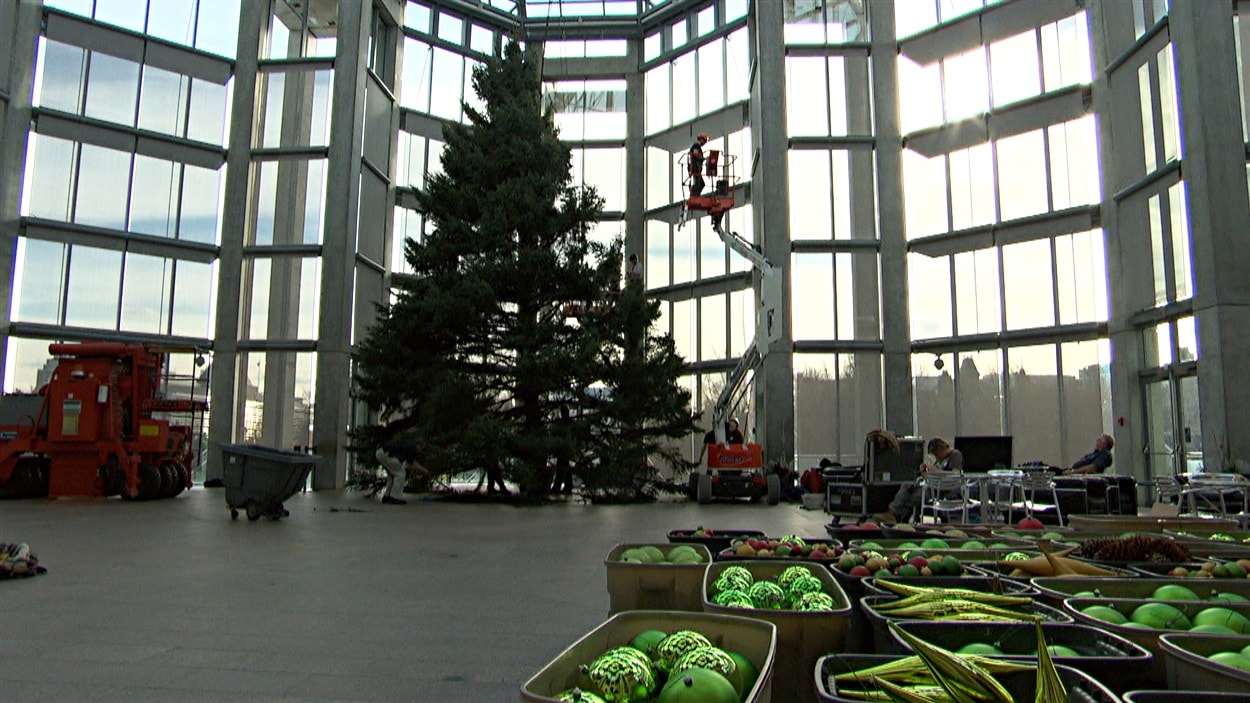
697, 132, 708, 143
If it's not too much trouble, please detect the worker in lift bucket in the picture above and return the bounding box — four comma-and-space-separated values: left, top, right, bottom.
688, 132, 708, 197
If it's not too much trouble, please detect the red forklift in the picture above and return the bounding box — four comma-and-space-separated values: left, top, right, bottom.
0, 342, 207, 500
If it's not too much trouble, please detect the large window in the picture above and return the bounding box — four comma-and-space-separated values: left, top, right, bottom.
643, 28, 748, 136
257, 69, 333, 149
33, 38, 231, 146
43, 0, 241, 57
10, 240, 214, 338
247, 159, 327, 246
785, 0, 870, 44
791, 253, 880, 342
546, 79, 627, 140
795, 353, 884, 466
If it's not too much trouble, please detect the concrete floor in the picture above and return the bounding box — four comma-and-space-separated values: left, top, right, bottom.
0, 487, 832, 702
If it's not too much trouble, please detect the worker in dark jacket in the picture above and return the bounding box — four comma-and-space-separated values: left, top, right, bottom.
688, 132, 708, 197
375, 437, 429, 505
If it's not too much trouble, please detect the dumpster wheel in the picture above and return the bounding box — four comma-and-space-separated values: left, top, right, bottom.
246, 501, 261, 521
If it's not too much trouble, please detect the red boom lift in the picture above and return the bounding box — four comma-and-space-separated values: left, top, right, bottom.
0, 342, 207, 500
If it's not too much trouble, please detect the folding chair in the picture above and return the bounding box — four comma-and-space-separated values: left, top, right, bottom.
915, 471, 974, 524
982, 469, 1024, 525
1019, 470, 1064, 526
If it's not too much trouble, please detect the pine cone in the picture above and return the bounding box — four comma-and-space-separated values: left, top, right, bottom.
1074, 537, 1116, 559
1083, 535, 1190, 562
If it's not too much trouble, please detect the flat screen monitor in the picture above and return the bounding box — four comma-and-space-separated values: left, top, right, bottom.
954, 435, 1013, 473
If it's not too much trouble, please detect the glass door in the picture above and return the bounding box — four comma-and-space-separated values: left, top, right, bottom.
1144, 378, 1178, 476
1177, 375, 1202, 473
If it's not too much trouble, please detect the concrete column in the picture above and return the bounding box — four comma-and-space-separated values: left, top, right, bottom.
207, 1, 266, 481
749, 0, 794, 466
0, 0, 41, 384
624, 42, 646, 270
1088, 0, 1154, 485
869, 0, 913, 434
1168, 1, 1250, 472
312, 0, 371, 489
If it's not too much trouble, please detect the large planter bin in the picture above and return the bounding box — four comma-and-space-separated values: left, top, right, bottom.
861, 594, 1071, 654
1129, 561, 1234, 578
1125, 693, 1250, 703
823, 523, 887, 544
829, 553, 988, 600
714, 536, 843, 562
888, 621, 1154, 693
221, 444, 320, 521
975, 558, 1139, 580
1166, 524, 1250, 536
704, 561, 851, 703
520, 610, 776, 703
1063, 596, 1250, 681
1067, 514, 1239, 532
844, 548, 1044, 564
862, 573, 1034, 598
1168, 539, 1250, 561
1031, 576, 1250, 608
846, 536, 1034, 550
881, 523, 997, 539
604, 543, 713, 614
992, 526, 1077, 539
669, 528, 765, 554
1166, 529, 1250, 557
829, 554, 989, 653
815, 654, 1119, 703
1158, 633, 1250, 694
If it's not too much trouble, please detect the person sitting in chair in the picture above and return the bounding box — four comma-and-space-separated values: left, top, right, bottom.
875, 437, 964, 524
1061, 434, 1114, 475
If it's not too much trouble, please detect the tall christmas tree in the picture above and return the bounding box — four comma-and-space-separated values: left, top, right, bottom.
352, 42, 696, 499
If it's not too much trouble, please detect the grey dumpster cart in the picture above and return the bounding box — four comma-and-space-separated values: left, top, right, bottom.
222, 444, 321, 521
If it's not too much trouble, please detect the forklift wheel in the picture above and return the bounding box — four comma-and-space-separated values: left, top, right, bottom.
10, 461, 40, 498
136, 463, 161, 501
696, 473, 713, 504
157, 464, 176, 498
766, 474, 781, 505
246, 501, 261, 521
34, 464, 50, 498
163, 462, 187, 498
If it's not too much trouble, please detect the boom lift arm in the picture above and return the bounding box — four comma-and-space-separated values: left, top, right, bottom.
706, 225, 783, 442
677, 145, 783, 442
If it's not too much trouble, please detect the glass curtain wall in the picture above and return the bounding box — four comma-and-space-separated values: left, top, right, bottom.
898, 0, 1113, 468
13, 0, 1246, 483
6, 1, 233, 392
